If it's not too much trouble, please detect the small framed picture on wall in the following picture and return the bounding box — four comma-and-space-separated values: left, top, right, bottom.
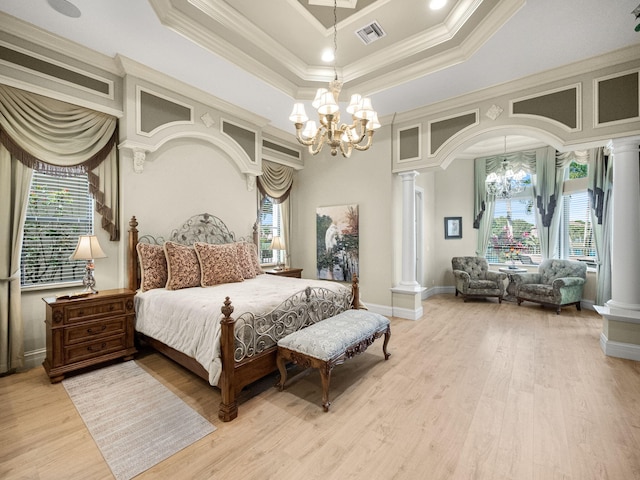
444, 217, 462, 239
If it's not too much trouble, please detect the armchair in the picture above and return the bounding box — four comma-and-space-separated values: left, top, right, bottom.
511, 259, 586, 314
451, 256, 507, 303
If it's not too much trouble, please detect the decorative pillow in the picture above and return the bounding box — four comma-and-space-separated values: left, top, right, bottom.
136, 243, 167, 292
236, 242, 256, 279
164, 241, 201, 290
247, 241, 264, 275
194, 242, 244, 286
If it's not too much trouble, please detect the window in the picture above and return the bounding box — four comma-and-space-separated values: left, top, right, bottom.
485, 160, 595, 267
559, 162, 596, 266
21, 171, 94, 287
486, 187, 541, 264
258, 196, 283, 265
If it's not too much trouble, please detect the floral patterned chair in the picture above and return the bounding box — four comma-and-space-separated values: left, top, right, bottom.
451, 256, 507, 303
511, 259, 586, 314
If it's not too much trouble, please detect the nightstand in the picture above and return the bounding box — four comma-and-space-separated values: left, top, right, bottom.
42, 288, 137, 383
264, 268, 303, 278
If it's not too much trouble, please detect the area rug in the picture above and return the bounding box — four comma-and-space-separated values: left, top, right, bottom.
62, 361, 215, 480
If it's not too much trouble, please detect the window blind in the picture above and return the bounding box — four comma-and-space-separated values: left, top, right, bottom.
259, 196, 282, 265
21, 171, 94, 287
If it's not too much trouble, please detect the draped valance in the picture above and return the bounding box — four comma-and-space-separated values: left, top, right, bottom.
257, 160, 294, 203
0, 84, 119, 240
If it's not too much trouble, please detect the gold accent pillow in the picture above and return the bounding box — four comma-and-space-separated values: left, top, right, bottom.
194, 242, 244, 286
136, 243, 167, 292
164, 241, 201, 290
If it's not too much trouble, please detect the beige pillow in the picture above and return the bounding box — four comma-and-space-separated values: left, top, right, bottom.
194, 242, 244, 286
164, 241, 201, 290
236, 242, 256, 279
136, 243, 167, 292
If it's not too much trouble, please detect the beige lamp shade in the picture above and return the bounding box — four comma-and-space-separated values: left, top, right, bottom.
70, 235, 107, 261
269, 236, 285, 251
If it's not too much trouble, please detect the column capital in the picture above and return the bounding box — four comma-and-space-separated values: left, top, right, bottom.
398, 170, 420, 181
610, 135, 640, 155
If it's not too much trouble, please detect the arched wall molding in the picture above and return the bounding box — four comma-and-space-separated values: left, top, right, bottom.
119, 128, 261, 186
412, 125, 614, 173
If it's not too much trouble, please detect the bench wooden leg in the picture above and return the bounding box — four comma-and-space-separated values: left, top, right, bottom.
319, 364, 333, 412
382, 328, 391, 360
276, 353, 288, 390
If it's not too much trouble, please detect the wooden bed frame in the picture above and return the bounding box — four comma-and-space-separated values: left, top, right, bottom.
127, 214, 361, 422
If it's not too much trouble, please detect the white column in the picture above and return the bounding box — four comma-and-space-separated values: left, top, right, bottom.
398, 171, 420, 290
595, 135, 640, 360
607, 136, 640, 311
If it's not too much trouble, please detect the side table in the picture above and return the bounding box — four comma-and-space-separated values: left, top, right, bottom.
264, 267, 303, 278
42, 288, 137, 383
499, 267, 527, 302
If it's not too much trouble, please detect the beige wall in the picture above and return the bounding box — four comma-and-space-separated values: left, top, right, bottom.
291, 126, 394, 311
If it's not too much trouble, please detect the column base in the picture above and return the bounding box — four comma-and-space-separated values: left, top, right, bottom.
391, 285, 426, 321
595, 304, 640, 361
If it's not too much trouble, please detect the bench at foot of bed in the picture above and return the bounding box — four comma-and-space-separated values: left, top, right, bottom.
275, 309, 391, 412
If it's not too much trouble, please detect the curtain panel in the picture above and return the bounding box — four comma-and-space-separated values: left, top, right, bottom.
0, 84, 119, 240
257, 160, 294, 267
0, 146, 32, 373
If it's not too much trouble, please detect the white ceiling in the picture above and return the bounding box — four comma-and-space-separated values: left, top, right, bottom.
1, 0, 639, 139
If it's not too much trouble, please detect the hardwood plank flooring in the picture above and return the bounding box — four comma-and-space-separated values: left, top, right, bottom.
2, 294, 640, 479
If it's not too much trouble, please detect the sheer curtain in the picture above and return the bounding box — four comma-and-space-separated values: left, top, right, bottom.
257, 160, 294, 267
473, 149, 536, 256
587, 147, 613, 304
0, 84, 118, 374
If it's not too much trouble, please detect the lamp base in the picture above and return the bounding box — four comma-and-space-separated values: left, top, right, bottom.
82, 262, 99, 294
273, 264, 284, 271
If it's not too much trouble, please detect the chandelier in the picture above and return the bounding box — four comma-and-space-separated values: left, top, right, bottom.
289, 0, 380, 157
486, 157, 527, 199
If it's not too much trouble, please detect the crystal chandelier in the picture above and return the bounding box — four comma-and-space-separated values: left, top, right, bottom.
486, 157, 527, 199
289, 0, 381, 157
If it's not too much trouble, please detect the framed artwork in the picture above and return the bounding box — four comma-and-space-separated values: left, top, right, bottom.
316, 204, 359, 281
444, 216, 462, 239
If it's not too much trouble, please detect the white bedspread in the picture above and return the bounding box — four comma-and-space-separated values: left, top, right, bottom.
134, 275, 351, 386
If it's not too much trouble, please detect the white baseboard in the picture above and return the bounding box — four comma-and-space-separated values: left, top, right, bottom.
362, 302, 393, 317
392, 305, 423, 321
423, 286, 455, 299
600, 332, 640, 361
22, 348, 46, 372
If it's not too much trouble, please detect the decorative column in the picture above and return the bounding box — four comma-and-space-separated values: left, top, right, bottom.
595, 135, 640, 359
391, 171, 425, 320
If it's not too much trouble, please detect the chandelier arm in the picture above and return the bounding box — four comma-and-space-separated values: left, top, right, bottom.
339, 140, 353, 158
352, 131, 374, 151
308, 131, 327, 156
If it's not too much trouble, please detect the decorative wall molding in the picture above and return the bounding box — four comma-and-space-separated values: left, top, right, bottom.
510, 83, 582, 132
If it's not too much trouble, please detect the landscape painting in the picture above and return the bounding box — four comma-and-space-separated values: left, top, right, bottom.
316, 204, 359, 281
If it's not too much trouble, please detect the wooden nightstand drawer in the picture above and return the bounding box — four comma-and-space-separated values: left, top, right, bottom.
265, 268, 303, 278
43, 288, 137, 383
65, 298, 127, 324
64, 318, 126, 345
65, 335, 127, 364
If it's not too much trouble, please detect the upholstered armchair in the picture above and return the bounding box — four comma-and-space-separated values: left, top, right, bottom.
451, 256, 507, 303
511, 259, 586, 314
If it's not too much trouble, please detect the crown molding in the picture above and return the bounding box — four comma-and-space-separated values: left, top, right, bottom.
116, 55, 270, 128
0, 11, 119, 76
394, 44, 640, 124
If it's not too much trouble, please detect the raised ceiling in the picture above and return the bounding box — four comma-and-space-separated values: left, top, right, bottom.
150, 0, 523, 99
0, 0, 639, 135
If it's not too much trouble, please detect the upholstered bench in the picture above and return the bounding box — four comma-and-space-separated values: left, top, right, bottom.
276, 309, 391, 412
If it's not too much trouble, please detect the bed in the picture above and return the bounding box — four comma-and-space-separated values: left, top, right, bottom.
127, 213, 361, 421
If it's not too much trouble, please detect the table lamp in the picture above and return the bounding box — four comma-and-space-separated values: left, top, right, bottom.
70, 234, 107, 293
269, 236, 285, 271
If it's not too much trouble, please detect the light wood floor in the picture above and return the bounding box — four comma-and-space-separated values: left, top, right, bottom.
2, 294, 640, 480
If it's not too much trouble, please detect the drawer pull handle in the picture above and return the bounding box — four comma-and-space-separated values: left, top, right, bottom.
77, 311, 84, 316
87, 325, 107, 334
109, 305, 115, 311
87, 343, 106, 352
